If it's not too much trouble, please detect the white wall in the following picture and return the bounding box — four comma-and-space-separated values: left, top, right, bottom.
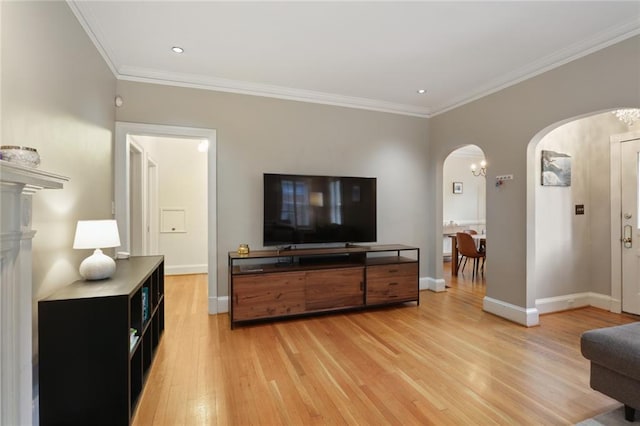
133, 135, 208, 274
534, 112, 628, 299
443, 151, 486, 227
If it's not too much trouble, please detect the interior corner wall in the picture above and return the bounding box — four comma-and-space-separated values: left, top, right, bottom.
428, 35, 640, 310
534, 112, 628, 300
115, 82, 430, 297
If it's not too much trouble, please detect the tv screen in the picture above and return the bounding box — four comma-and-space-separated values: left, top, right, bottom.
263, 173, 376, 246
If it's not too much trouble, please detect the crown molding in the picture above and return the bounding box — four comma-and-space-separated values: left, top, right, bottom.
66, 1, 119, 77
69, 0, 639, 119
430, 19, 640, 117
116, 67, 431, 118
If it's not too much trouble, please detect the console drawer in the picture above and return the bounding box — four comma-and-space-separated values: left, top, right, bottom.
366, 263, 417, 280
366, 263, 418, 304
233, 272, 305, 320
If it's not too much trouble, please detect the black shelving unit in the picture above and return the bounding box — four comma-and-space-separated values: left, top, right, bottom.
38, 255, 164, 425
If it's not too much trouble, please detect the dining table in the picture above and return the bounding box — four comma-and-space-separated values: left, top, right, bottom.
448, 233, 486, 276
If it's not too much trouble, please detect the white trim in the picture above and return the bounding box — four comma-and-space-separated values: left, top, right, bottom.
69, 0, 640, 119
66, 1, 119, 77
216, 296, 229, 314
610, 130, 640, 315
431, 21, 640, 116
483, 296, 539, 327
535, 292, 615, 315
423, 276, 446, 292
165, 264, 208, 276
0, 168, 67, 426
115, 122, 218, 315
117, 71, 430, 118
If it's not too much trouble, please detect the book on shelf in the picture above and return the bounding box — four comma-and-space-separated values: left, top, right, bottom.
129, 328, 138, 351
142, 287, 149, 322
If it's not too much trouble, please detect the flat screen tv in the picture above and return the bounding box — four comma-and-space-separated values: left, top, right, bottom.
263, 173, 376, 247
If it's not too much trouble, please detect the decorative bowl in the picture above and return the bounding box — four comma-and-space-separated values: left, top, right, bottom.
0, 146, 40, 168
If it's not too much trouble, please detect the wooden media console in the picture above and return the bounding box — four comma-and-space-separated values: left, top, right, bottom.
228, 244, 419, 328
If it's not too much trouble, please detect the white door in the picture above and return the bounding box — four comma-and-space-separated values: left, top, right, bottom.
621, 138, 640, 315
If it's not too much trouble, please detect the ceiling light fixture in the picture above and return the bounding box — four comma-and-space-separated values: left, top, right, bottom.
171, 46, 184, 54
417, 89, 426, 94
612, 109, 640, 126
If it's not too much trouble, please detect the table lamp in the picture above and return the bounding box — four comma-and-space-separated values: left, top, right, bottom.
73, 220, 121, 280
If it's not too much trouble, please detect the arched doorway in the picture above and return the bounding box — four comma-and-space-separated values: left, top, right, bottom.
526, 109, 638, 316
442, 145, 486, 284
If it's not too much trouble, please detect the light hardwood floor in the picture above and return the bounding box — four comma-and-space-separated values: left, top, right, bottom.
133, 263, 638, 425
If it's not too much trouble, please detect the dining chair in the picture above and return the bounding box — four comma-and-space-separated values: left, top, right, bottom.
456, 232, 486, 277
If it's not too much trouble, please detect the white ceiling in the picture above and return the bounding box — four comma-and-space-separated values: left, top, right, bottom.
69, 1, 640, 117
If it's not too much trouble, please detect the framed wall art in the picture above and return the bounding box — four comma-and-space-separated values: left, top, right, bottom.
541, 150, 571, 186
453, 181, 463, 194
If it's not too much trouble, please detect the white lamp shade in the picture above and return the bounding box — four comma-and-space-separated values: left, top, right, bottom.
73, 220, 121, 249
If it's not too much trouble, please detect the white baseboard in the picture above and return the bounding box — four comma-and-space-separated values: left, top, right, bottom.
483, 296, 539, 327
535, 292, 615, 314
610, 297, 622, 313
208, 296, 229, 314
423, 276, 446, 292
217, 296, 229, 314
209, 291, 616, 319
165, 264, 208, 275
208, 296, 218, 314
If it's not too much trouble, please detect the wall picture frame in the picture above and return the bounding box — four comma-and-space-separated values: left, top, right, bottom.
541, 150, 571, 186
453, 181, 463, 194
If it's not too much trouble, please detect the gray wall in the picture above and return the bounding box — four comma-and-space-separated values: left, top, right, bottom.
535, 112, 629, 299
3, 0, 639, 328
428, 35, 640, 309
533, 112, 628, 299
2, 3, 115, 302
114, 83, 430, 296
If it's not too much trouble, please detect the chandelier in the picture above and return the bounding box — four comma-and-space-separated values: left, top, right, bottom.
612, 109, 640, 126
470, 160, 486, 177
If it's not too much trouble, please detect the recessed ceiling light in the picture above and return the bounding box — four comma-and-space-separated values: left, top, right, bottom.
172, 46, 184, 54
417, 89, 426, 94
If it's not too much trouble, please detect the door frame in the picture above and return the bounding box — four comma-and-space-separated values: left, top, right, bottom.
610, 129, 640, 314
115, 122, 219, 314
146, 155, 159, 255
128, 139, 144, 255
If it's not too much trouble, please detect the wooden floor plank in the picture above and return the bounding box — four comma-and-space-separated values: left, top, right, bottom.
133, 263, 638, 425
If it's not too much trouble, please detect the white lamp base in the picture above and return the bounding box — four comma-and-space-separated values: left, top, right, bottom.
79, 248, 116, 280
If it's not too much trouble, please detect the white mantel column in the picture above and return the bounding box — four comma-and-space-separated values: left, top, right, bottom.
0, 161, 67, 426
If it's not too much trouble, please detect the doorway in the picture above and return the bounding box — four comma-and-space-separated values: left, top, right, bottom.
527, 111, 637, 317
115, 122, 219, 314
442, 145, 486, 282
